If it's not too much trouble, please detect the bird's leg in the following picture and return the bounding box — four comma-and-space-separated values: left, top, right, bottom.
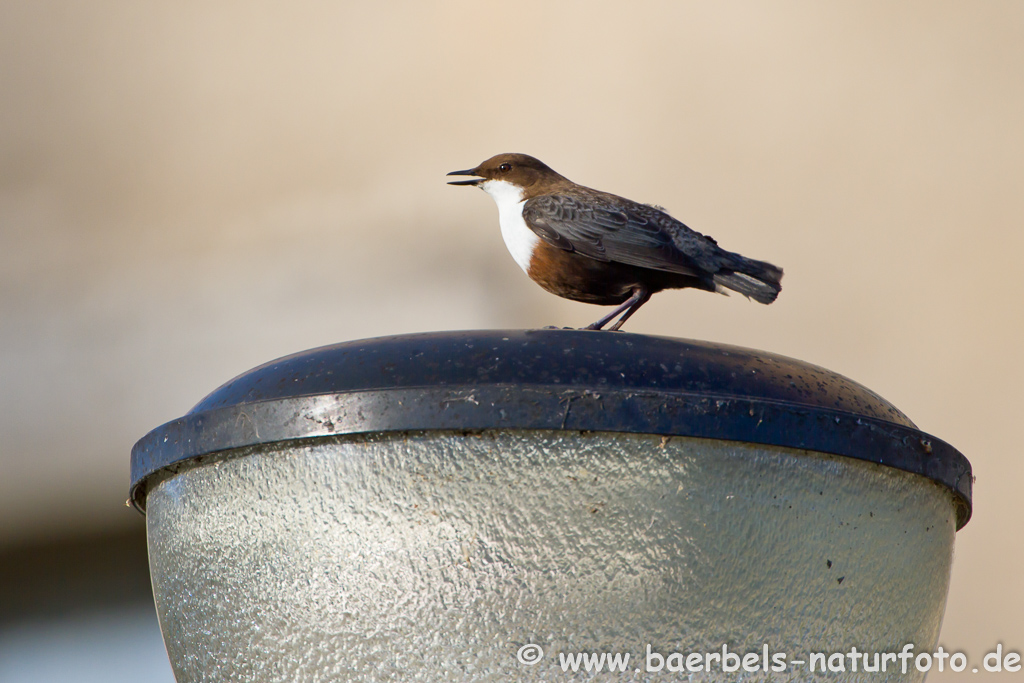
584, 298, 635, 330
608, 286, 651, 331
584, 286, 650, 331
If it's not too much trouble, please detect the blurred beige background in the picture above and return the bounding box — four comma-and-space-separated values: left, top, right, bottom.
1, 1, 1021, 680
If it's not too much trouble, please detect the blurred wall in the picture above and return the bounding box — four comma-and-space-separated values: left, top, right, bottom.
1, 2, 1021, 680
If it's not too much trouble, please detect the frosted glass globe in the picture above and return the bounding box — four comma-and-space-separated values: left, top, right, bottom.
146, 430, 956, 683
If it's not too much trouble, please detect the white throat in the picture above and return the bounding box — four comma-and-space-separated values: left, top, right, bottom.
480, 179, 539, 274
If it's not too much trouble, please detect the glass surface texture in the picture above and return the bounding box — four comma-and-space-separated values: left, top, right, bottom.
147, 431, 956, 682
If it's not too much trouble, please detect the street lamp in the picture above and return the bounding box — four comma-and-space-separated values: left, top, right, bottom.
130, 329, 971, 682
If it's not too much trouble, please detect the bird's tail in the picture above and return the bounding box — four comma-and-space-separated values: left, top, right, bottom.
713, 256, 783, 304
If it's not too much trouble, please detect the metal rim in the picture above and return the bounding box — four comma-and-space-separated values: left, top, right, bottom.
129, 330, 972, 527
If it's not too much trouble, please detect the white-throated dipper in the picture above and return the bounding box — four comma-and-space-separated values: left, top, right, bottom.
448, 153, 783, 331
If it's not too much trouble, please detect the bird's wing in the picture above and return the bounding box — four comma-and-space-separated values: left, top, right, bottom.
522, 193, 722, 276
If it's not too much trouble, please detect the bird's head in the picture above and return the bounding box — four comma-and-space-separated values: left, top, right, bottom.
447, 153, 567, 197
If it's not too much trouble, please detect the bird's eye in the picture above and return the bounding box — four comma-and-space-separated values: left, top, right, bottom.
498, 162, 512, 172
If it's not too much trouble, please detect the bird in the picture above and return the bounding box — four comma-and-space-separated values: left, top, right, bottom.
447, 153, 783, 331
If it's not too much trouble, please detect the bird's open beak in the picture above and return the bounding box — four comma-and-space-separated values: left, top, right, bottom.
447, 168, 484, 186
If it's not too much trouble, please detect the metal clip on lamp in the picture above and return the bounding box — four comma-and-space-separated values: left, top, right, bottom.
130, 330, 971, 682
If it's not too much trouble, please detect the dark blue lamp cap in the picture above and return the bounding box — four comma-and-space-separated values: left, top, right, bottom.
129, 329, 972, 528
